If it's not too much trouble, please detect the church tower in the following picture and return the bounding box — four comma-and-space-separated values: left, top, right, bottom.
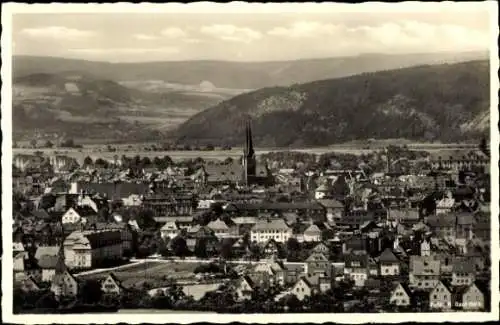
243, 118, 256, 185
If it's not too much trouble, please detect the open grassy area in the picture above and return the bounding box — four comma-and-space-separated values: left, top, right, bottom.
79, 261, 202, 288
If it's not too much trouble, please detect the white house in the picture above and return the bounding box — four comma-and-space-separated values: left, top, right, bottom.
420, 239, 431, 256
291, 277, 314, 301
62, 206, 97, 225
101, 273, 125, 295
409, 255, 441, 290
379, 248, 400, 276
250, 219, 292, 243
207, 219, 231, 239
429, 280, 452, 311
460, 283, 485, 311
389, 282, 411, 307
303, 224, 322, 242
160, 221, 180, 240
436, 192, 455, 215
64, 230, 123, 269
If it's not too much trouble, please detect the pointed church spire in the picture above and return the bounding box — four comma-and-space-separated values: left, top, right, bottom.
245, 118, 255, 158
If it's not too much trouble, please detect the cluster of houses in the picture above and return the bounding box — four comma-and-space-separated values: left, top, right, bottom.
12, 126, 490, 311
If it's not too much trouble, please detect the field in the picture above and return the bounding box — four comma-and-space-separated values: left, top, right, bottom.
13, 142, 476, 165
78, 261, 202, 288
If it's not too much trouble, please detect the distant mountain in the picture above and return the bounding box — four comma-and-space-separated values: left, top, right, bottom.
173, 60, 490, 147
12, 72, 224, 143
13, 51, 487, 89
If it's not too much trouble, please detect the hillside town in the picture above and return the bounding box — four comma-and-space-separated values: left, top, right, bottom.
12, 122, 492, 313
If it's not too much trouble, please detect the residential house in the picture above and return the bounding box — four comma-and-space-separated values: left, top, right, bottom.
389, 282, 412, 307
54, 194, 79, 213
64, 229, 123, 269
344, 251, 369, 287
101, 273, 125, 295
261, 239, 281, 259
51, 245, 79, 299
61, 206, 98, 225
77, 194, 107, 213
429, 280, 452, 311
90, 222, 135, 254
311, 242, 330, 255
143, 193, 194, 218
316, 199, 344, 225
250, 218, 292, 244
249, 260, 288, 287
207, 219, 231, 239
409, 255, 441, 290
305, 252, 331, 276
435, 193, 455, 215
291, 277, 315, 301
427, 150, 488, 172
458, 282, 485, 311
303, 224, 322, 242
427, 214, 457, 244
235, 275, 255, 301
420, 239, 431, 256
122, 194, 143, 207
451, 259, 476, 287
38, 254, 59, 282
160, 221, 180, 240
379, 248, 400, 276
19, 276, 41, 293
14, 252, 41, 282
70, 181, 150, 201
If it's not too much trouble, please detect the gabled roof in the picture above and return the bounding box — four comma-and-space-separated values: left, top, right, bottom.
410, 255, 440, 276
296, 276, 314, 289
207, 219, 229, 230
316, 199, 344, 209
452, 259, 475, 274
304, 224, 321, 235
106, 273, 124, 288
38, 255, 59, 269
379, 248, 399, 264
240, 275, 255, 290
306, 252, 329, 262
251, 218, 291, 232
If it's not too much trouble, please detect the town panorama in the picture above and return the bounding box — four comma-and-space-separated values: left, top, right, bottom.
6, 2, 496, 317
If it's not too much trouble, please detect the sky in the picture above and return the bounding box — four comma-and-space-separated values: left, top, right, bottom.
10, 2, 494, 63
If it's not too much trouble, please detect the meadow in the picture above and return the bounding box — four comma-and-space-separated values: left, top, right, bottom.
79, 261, 201, 288
13, 142, 476, 165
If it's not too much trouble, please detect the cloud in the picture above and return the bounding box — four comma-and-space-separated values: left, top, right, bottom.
133, 33, 159, 41
268, 21, 341, 38
20, 26, 95, 40
267, 20, 488, 53
200, 24, 262, 43
67, 47, 179, 55
160, 27, 187, 39
183, 38, 203, 44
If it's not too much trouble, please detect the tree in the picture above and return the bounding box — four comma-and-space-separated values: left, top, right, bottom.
39, 194, 57, 210
98, 206, 110, 222
44, 140, 54, 148
223, 157, 234, 165
79, 279, 103, 304
286, 238, 301, 261
194, 238, 208, 258
479, 136, 490, 158
94, 158, 109, 168
219, 238, 234, 260
60, 138, 76, 148
30, 139, 37, 148
171, 236, 189, 257
141, 156, 152, 167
